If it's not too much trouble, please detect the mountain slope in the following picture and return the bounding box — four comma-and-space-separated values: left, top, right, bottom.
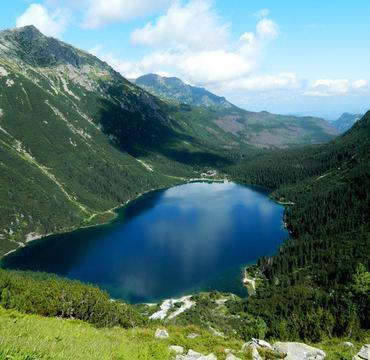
136, 74, 338, 149
0, 26, 219, 256
331, 112, 362, 133
135, 73, 234, 108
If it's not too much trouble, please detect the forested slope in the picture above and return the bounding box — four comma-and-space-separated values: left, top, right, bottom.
227, 112, 370, 341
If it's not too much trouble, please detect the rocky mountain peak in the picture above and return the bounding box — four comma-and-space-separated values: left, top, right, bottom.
0, 25, 92, 68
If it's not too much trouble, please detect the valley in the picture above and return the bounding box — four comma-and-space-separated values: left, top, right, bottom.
0, 23, 368, 360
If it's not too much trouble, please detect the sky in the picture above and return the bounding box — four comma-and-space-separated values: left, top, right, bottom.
1, 0, 369, 119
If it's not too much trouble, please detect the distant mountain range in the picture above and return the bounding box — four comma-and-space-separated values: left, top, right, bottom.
135, 73, 338, 148
135, 73, 234, 108
331, 112, 363, 133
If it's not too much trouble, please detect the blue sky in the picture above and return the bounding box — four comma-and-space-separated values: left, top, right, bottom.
1, 0, 369, 118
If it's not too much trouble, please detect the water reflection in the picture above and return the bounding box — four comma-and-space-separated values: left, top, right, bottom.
2, 182, 288, 303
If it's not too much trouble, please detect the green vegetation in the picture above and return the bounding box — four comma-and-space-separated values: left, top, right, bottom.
136, 73, 338, 149
227, 111, 370, 342
0, 306, 367, 359
135, 73, 233, 108
0, 269, 145, 328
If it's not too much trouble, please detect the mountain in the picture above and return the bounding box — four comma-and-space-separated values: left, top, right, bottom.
0, 25, 342, 257
331, 112, 363, 133
135, 73, 234, 108
136, 74, 338, 149
0, 26, 226, 256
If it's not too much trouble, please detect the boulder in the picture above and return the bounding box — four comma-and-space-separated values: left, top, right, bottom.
252, 347, 262, 360
176, 349, 217, 359
242, 338, 272, 350
342, 342, 354, 348
187, 332, 200, 339
169, 345, 184, 354
353, 344, 370, 360
273, 342, 326, 360
226, 354, 241, 360
154, 328, 169, 339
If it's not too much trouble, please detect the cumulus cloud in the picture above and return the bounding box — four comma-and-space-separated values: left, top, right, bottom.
16, 3, 69, 37
304, 78, 369, 97
223, 73, 300, 92
82, 0, 172, 28
131, 0, 229, 50
103, 0, 279, 86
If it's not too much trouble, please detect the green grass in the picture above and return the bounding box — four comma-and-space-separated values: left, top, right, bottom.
0, 307, 247, 360
0, 307, 367, 360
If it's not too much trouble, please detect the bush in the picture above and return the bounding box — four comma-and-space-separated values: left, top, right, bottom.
0, 269, 145, 328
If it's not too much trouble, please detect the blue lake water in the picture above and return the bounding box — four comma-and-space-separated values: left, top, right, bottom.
1, 182, 288, 303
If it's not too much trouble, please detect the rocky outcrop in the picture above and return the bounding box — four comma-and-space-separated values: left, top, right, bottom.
273, 342, 325, 360
353, 345, 370, 360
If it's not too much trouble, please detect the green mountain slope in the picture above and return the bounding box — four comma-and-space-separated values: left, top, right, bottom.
0, 26, 223, 256
135, 73, 338, 149
227, 111, 370, 340
135, 73, 234, 108
0, 25, 339, 257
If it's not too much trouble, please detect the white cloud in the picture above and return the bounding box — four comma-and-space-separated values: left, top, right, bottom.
305, 79, 350, 97
223, 73, 300, 92
353, 79, 367, 88
131, 0, 229, 50
16, 3, 69, 37
111, 1, 279, 86
82, 0, 172, 28
180, 50, 254, 84
302, 78, 370, 97
256, 18, 279, 39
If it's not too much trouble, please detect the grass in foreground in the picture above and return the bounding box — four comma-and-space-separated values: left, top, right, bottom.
0, 307, 368, 360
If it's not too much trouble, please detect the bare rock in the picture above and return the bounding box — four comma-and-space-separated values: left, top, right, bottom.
342, 342, 354, 347
169, 345, 184, 354
176, 349, 217, 359
154, 328, 169, 339
242, 338, 272, 350
273, 342, 326, 360
252, 347, 262, 360
187, 333, 200, 339
353, 344, 370, 360
226, 353, 241, 360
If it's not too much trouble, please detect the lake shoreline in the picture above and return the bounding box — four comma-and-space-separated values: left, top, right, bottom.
0, 176, 233, 261
1, 181, 288, 303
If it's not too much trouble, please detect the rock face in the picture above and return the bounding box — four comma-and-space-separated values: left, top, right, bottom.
154, 328, 169, 339
176, 349, 217, 360
273, 342, 326, 360
353, 345, 370, 360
